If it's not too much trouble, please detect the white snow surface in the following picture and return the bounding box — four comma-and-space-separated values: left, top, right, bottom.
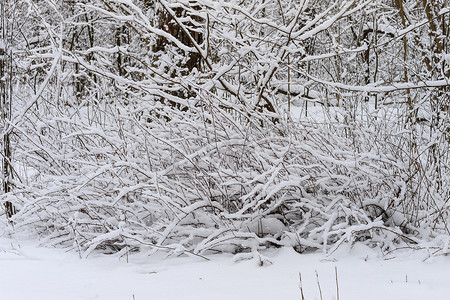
0, 234, 449, 300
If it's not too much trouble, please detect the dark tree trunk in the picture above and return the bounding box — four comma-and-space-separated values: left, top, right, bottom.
0, 1, 15, 218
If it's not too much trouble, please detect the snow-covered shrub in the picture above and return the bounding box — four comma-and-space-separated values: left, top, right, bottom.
1, 0, 448, 258
5, 86, 447, 257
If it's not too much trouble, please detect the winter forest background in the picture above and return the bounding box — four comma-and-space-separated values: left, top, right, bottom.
0, 0, 449, 259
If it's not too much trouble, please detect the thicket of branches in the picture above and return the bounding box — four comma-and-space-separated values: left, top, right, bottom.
0, 0, 448, 257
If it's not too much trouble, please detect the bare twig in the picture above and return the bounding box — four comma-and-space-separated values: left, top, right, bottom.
335, 266, 340, 300
299, 272, 305, 300
315, 270, 323, 300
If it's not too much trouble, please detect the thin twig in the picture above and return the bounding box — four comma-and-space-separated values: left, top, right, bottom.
315, 270, 323, 300
335, 266, 340, 300
299, 272, 305, 300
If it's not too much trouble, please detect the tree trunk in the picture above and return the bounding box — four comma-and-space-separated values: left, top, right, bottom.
0, 0, 14, 218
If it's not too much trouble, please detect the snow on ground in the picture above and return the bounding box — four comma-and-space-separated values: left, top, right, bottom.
0, 234, 449, 300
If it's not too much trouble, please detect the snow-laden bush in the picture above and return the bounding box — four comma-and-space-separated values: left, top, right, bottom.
1, 0, 448, 258
5, 88, 448, 257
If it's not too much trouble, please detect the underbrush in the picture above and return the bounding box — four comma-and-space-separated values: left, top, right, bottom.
2, 92, 449, 258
